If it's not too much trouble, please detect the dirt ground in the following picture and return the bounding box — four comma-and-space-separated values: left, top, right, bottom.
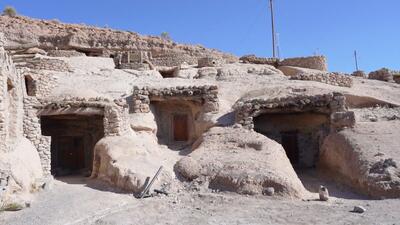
1, 174, 399, 225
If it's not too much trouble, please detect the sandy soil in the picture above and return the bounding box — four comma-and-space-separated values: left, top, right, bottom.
1, 175, 399, 225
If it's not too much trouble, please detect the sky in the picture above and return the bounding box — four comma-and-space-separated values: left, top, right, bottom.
1, 0, 399, 72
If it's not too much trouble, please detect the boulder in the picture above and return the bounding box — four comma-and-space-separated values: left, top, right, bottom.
319, 122, 400, 198
91, 134, 174, 194
0, 138, 43, 209
175, 127, 307, 198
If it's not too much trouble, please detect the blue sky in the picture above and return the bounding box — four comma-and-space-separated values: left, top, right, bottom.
1, 0, 399, 72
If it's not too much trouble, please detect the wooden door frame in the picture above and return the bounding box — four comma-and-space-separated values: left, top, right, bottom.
171, 113, 189, 142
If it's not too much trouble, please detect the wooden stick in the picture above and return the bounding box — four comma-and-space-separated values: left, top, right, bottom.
139, 166, 163, 199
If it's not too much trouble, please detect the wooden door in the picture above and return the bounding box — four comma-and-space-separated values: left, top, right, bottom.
173, 114, 188, 141
58, 137, 85, 171
281, 131, 299, 165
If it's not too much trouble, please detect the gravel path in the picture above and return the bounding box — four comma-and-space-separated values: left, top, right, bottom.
1, 176, 399, 225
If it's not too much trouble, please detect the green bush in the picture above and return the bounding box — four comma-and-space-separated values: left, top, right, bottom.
2, 6, 17, 17
160, 32, 172, 41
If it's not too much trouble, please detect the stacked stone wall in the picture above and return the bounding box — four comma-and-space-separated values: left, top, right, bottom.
0, 45, 24, 151
18, 57, 71, 72
368, 68, 395, 82
47, 50, 86, 57
23, 97, 130, 175
280, 56, 328, 71
351, 70, 367, 78
198, 57, 225, 68
239, 55, 278, 66
290, 72, 353, 87
131, 85, 219, 113
19, 68, 58, 98
394, 75, 400, 84
119, 62, 150, 71
0, 47, 10, 151
23, 97, 51, 174
235, 92, 347, 130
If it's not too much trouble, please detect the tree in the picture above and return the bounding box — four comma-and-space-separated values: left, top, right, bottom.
2, 6, 17, 17
160, 32, 172, 41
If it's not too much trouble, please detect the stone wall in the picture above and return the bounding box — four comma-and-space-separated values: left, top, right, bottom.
235, 92, 353, 168
0, 36, 43, 205
368, 68, 395, 82
394, 75, 400, 84
0, 45, 24, 151
198, 56, 225, 68
351, 70, 367, 78
22, 97, 130, 175
239, 55, 279, 66
130, 85, 219, 113
16, 57, 71, 72
23, 97, 51, 174
280, 56, 328, 71
235, 92, 347, 130
47, 49, 86, 57
290, 72, 353, 87
19, 68, 58, 98
119, 62, 150, 71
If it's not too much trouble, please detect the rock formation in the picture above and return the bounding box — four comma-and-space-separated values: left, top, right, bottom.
0, 14, 399, 207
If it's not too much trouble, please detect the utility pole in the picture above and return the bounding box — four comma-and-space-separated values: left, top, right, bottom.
276, 33, 281, 59
354, 50, 359, 71
269, 0, 276, 58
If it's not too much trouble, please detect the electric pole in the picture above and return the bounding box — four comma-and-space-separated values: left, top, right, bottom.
269, 0, 276, 58
276, 33, 281, 59
354, 50, 359, 71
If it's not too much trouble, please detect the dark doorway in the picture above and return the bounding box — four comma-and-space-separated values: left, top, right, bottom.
52, 136, 85, 172
253, 112, 329, 168
159, 69, 176, 78
41, 114, 104, 177
173, 114, 188, 141
24, 75, 36, 96
281, 131, 299, 165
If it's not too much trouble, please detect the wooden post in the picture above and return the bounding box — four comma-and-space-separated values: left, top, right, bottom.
139, 166, 163, 199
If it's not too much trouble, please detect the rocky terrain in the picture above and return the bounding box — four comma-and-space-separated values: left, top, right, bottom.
0, 15, 399, 225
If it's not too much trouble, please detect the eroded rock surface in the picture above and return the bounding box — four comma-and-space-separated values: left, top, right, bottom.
176, 127, 307, 198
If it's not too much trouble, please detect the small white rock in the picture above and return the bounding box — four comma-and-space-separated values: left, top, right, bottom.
319, 185, 329, 201
352, 206, 366, 213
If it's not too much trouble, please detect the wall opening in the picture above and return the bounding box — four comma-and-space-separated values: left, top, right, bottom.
75, 48, 103, 57
7, 78, 14, 91
40, 114, 104, 177
24, 75, 36, 96
158, 68, 177, 78
254, 112, 329, 169
159, 70, 175, 78
151, 100, 200, 146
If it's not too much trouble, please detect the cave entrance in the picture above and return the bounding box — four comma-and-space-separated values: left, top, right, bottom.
151, 100, 199, 147
281, 131, 299, 165
254, 112, 329, 169
159, 69, 176, 78
40, 114, 104, 177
